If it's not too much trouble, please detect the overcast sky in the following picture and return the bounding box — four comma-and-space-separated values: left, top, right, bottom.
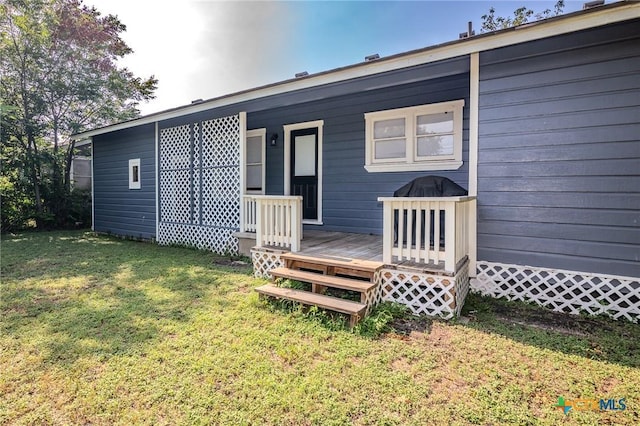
87, 0, 586, 116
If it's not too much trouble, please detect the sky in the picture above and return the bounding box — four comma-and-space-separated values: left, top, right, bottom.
86, 0, 587, 116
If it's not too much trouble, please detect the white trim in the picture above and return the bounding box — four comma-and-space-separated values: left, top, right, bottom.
468, 53, 479, 197
71, 4, 639, 141
74, 138, 92, 147
69, 157, 75, 184
90, 139, 94, 231
364, 100, 464, 172
364, 161, 463, 173
154, 121, 159, 240
128, 158, 141, 190
284, 120, 324, 225
245, 128, 266, 195
468, 52, 479, 277
238, 112, 247, 234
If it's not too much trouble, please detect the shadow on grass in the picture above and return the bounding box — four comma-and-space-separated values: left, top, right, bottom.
1, 230, 250, 366
459, 292, 640, 369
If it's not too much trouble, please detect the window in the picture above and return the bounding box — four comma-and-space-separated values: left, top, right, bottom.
364, 99, 464, 172
129, 158, 141, 189
245, 129, 265, 194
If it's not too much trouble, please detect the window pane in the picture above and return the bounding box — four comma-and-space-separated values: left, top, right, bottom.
417, 135, 454, 156
246, 136, 262, 163
294, 134, 316, 176
246, 164, 262, 190
374, 118, 405, 139
416, 113, 453, 135
132, 165, 139, 182
375, 138, 406, 159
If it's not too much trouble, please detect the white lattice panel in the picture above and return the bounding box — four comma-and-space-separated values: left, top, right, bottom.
158, 115, 241, 254
160, 125, 191, 170
363, 269, 384, 314
159, 170, 191, 224
158, 223, 238, 253
472, 261, 640, 323
193, 123, 200, 224
251, 249, 285, 279
201, 167, 240, 227
380, 259, 470, 319
202, 116, 240, 168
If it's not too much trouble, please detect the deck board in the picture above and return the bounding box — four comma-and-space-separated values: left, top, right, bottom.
298, 231, 384, 262
261, 229, 447, 272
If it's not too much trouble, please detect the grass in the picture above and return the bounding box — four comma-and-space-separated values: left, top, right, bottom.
1, 230, 639, 425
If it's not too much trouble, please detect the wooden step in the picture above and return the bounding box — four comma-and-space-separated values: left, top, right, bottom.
270, 267, 377, 293
281, 252, 383, 279
255, 284, 367, 327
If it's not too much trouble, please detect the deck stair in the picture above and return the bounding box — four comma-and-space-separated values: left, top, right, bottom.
255, 253, 384, 327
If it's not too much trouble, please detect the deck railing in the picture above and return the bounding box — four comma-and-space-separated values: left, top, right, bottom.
243, 195, 303, 252
377, 196, 476, 273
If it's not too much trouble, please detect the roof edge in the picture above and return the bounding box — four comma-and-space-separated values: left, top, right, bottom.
72, 1, 639, 140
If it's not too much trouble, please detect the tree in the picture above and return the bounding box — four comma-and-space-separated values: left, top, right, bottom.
0, 0, 157, 230
481, 0, 565, 32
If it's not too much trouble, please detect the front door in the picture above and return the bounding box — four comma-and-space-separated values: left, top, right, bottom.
290, 128, 318, 221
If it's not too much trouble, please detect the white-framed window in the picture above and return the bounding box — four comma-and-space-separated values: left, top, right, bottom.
364, 99, 464, 172
128, 158, 141, 189
245, 128, 266, 194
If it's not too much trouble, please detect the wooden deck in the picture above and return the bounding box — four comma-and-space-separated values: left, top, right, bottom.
262, 230, 449, 274
297, 230, 383, 262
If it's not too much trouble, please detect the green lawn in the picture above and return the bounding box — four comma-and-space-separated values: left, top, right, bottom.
1, 231, 638, 425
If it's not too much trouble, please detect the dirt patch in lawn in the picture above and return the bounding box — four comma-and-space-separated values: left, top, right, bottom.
389, 315, 432, 338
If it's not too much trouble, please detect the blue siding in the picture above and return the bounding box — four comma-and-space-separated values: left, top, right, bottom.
249, 73, 471, 234
155, 58, 471, 235
477, 20, 640, 277
93, 124, 156, 239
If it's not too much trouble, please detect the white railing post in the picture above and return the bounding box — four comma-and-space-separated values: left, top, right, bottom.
378, 196, 476, 273
382, 199, 393, 263
241, 195, 257, 232
251, 195, 302, 251
444, 202, 456, 273
291, 198, 300, 252
468, 198, 477, 277
255, 198, 263, 247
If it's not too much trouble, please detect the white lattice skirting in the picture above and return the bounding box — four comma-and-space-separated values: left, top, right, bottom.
472, 261, 640, 323
380, 259, 470, 319
251, 249, 285, 279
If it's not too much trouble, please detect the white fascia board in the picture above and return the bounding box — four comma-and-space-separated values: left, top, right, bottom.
74, 138, 92, 147
71, 3, 639, 141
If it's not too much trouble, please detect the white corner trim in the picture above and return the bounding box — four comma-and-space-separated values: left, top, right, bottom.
469, 52, 479, 197
155, 121, 159, 240
90, 138, 94, 231
71, 4, 640, 141
468, 53, 479, 277
284, 120, 324, 225
238, 112, 247, 233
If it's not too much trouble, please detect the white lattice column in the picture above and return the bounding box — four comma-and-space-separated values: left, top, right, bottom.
158, 114, 243, 254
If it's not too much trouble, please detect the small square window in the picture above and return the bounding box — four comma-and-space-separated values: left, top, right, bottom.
129, 159, 141, 189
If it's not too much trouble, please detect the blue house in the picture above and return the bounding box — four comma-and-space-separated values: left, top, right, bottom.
73, 2, 639, 323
